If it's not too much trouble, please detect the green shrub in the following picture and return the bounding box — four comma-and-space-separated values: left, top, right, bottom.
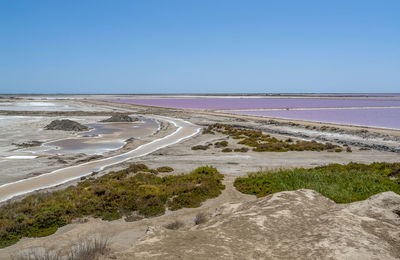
234, 147, 249, 152
0, 165, 224, 248
205, 124, 342, 152
202, 126, 215, 135
221, 148, 232, 152
234, 162, 400, 203
156, 166, 174, 173
191, 145, 209, 150
214, 141, 228, 148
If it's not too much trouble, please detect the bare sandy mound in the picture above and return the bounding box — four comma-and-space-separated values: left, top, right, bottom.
116, 190, 400, 260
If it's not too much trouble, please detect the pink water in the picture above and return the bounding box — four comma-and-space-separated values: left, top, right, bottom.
105, 98, 400, 110
230, 108, 400, 129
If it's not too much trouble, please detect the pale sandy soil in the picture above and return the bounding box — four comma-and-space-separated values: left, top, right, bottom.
120, 190, 400, 260
0, 96, 399, 259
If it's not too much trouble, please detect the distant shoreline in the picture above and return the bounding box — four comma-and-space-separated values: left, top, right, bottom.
1, 93, 400, 97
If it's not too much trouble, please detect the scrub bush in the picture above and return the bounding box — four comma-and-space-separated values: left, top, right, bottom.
206, 124, 343, 152
0, 165, 224, 248
191, 145, 210, 150
156, 166, 174, 173
214, 141, 228, 148
234, 162, 400, 203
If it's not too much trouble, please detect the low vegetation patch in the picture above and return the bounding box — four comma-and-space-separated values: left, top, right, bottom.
234, 162, 400, 203
234, 147, 249, 153
156, 166, 174, 173
205, 124, 343, 152
221, 148, 232, 152
0, 165, 224, 248
214, 141, 228, 148
191, 144, 210, 150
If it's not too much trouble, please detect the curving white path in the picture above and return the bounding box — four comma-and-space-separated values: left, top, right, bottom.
0, 116, 201, 202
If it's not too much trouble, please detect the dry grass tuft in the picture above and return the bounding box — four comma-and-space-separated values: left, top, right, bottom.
11, 249, 60, 260
10, 236, 109, 260
68, 236, 109, 260
164, 220, 184, 230
194, 212, 207, 225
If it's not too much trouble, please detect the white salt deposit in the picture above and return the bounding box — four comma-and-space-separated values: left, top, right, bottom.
5, 156, 38, 159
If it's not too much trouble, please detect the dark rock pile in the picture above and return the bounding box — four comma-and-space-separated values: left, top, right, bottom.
45, 119, 89, 131
100, 113, 137, 122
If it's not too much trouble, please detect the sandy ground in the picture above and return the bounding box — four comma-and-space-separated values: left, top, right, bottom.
0, 95, 399, 259
121, 190, 400, 259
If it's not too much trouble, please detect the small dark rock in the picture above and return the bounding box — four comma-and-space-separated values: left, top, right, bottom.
12, 140, 43, 147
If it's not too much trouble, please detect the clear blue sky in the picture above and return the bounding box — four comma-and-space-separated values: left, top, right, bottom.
1, 0, 399, 94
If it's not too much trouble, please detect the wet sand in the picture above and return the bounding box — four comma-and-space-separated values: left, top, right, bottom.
32, 118, 159, 155
0, 116, 200, 202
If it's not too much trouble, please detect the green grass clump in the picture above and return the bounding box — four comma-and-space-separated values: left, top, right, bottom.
0, 165, 224, 248
234, 162, 400, 203
206, 124, 343, 152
